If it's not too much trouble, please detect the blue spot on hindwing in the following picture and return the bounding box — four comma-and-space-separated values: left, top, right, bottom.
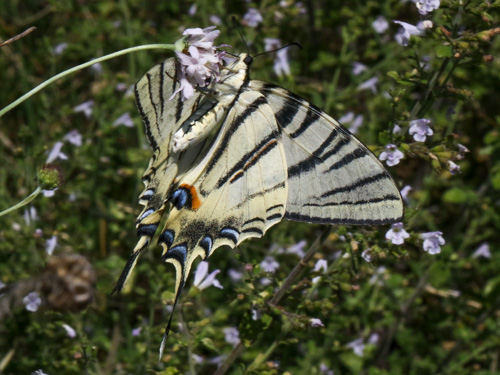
159, 229, 175, 248
170, 188, 189, 210
140, 189, 154, 201
137, 224, 158, 237
199, 236, 213, 257
162, 243, 187, 264
139, 208, 154, 221
219, 227, 240, 244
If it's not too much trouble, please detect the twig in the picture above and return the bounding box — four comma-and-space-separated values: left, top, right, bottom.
0, 27, 36, 48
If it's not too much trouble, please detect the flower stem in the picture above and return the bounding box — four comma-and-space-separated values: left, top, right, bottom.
0, 43, 175, 118
0, 186, 42, 218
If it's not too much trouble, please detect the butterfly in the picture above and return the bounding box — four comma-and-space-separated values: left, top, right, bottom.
113, 53, 403, 354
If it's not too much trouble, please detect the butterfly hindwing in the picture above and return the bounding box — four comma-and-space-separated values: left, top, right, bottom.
159, 89, 287, 297
249, 80, 403, 225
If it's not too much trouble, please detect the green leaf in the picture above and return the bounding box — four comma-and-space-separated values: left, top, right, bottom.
491, 167, 500, 190
435, 45, 453, 58
442, 187, 476, 203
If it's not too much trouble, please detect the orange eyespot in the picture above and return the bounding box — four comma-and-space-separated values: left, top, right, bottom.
180, 183, 201, 210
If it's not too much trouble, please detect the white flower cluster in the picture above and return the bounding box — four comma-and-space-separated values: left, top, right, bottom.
172, 27, 224, 101
416, 0, 440, 15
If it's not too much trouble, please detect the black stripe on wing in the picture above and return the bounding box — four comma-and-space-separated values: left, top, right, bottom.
325, 148, 369, 172
135, 85, 159, 151
287, 129, 340, 178
304, 194, 401, 207
284, 212, 399, 225
274, 97, 300, 129
215, 134, 278, 188
321, 172, 391, 198
289, 105, 321, 138
146, 73, 160, 134
205, 96, 268, 174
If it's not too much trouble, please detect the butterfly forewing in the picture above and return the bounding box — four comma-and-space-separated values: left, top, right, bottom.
249, 80, 403, 225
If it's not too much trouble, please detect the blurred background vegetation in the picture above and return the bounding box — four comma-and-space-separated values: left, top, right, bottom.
1, 0, 499, 374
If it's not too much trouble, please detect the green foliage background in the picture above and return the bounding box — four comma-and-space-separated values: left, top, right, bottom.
1, 0, 500, 374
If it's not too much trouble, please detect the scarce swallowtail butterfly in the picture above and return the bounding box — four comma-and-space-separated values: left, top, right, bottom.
113, 52, 403, 354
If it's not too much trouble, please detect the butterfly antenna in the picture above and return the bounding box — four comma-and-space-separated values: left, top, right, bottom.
253, 42, 302, 58
231, 16, 252, 55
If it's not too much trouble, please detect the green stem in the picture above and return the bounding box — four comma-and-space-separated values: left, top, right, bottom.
0, 186, 42, 217
0, 43, 176, 118
410, 57, 450, 120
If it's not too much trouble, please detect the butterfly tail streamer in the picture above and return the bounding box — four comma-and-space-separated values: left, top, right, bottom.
158, 279, 185, 361
112, 236, 150, 294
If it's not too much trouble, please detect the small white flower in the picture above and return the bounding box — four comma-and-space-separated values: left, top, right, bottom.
369, 266, 387, 286
73, 100, 94, 119
393, 124, 402, 134
188, 4, 197, 16
372, 16, 389, 33
287, 240, 307, 257
352, 62, 367, 76
339, 112, 363, 134
400, 185, 412, 203
0, 281, 6, 290
62, 323, 76, 338
310, 318, 324, 327
23, 291, 41, 312
386, 222, 410, 245
242, 8, 263, 27
313, 259, 328, 273
193, 261, 223, 290
368, 333, 380, 344
472, 243, 491, 259
379, 144, 404, 166
448, 161, 461, 175
273, 48, 291, 76
64, 130, 82, 146
260, 277, 272, 286
422, 20, 433, 29
457, 144, 469, 157
31, 370, 50, 375
52, 42, 68, 55
192, 354, 204, 363
90, 61, 103, 74
361, 248, 373, 262
252, 308, 261, 321
265, 38, 291, 77
209, 15, 222, 25
228, 268, 243, 282
23, 206, 38, 226
421, 231, 445, 255
409, 118, 433, 142
357, 76, 378, 94
320, 363, 334, 375
347, 338, 365, 357
113, 112, 134, 127
45, 235, 57, 255
394, 21, 425, 46
339, 112, 354, 124
261, 256, 280, 273
223, 327, 240, 347
183, 26, 221, 50
46, 142, 68, 163
416, 0, 440, 15
295, 2, 306, 14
